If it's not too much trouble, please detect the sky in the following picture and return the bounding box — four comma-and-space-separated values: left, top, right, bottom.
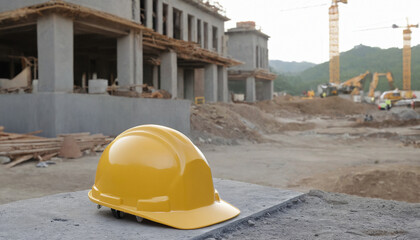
217, 0, 420, 64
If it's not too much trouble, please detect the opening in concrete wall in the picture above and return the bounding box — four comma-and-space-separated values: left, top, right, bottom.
140, 0, 146, 25
173, 8, 182, 40
188, 14, 193, 42
162, 3, 168, 36
73, 24, 117, 91
228, 80, 246, 95
152, 0, 158, 32
0, 24, 38, 90
256, 46, 259, 68
197, 19, 202, 45
212, 26, 218, 51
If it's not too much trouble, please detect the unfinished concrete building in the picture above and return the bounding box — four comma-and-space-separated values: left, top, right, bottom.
0, 0, 239, 137
226, 21, 276, 102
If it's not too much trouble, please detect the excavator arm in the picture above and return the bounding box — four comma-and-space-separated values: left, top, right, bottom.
368, 72, 395, 98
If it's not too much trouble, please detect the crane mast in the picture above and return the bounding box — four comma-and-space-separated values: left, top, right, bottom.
329, 0, 347, 84
393, 20, 418, 97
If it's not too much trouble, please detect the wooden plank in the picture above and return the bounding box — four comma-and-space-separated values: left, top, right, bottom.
0, 126, 4, 132
58, 132, 90, 137
5, 154, 34, 168
0, 147, 61, 156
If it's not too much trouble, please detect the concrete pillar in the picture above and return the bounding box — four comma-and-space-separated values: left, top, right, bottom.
156, 0, 163, 34
133, 0, 140, 22
261, 80, 274, 101
207, 24, 213, 51
246, 76, 256, 102
177, 68, 184, 98
199, 20, 204, 48
145, 0, 153, 29
160, 51, 177, 98
117, 31, 143, 92
191, 15, 197, 42
167, 5, 173, 38
204, 64, 218, 102
181, 11, 188, 41
217, 66, 228, 102
184, 69, 194, 101
37, 14, 73, 92
152, 65, 159, 89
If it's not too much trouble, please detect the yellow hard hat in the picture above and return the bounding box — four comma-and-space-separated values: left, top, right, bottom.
88, 124, 240, 229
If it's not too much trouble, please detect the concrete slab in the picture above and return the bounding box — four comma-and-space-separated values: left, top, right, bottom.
0, 179, 303, 240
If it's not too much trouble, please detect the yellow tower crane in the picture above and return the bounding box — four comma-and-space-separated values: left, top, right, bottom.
392, 19, 418, 98
329, 0, 347, 84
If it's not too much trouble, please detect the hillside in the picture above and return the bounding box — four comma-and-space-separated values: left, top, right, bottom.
275, 44, 420, 95
270, 60, 316, 74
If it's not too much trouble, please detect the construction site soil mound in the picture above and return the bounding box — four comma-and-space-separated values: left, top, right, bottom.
190, 103, 314, 143
257, 96, 376, 117
353, 119, 420, 128
296, 165, 420, 203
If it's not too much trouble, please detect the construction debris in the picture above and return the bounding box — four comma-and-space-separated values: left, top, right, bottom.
0, 127, 112, 168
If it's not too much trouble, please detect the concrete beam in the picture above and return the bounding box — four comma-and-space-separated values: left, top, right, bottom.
246, 77, 256, 102
160, 51, 177, 98
37, 14, 73, 92
205, 64, 218, 102
117, 31, 143, 92
217, 66, 228, 102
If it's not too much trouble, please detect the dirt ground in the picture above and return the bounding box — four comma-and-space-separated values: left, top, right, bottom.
1, 96, 420, 238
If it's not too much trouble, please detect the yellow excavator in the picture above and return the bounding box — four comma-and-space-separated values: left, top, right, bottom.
339, 71, 372, 95
368, 72, 396, 98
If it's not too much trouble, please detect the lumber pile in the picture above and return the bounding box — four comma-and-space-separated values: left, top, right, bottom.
0, 127, 113, 168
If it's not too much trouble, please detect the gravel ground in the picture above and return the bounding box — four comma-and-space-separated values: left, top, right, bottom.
214, 190, 420, 240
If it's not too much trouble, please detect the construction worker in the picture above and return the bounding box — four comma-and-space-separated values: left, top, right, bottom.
385, 99, 392, 110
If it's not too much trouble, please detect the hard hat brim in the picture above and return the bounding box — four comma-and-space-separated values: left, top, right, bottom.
89, 190, 240, 229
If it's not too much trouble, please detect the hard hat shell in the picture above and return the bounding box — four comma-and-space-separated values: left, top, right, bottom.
88, 125, 240, 229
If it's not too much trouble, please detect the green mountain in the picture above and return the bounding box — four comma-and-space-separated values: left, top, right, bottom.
274, 44, 420, 95
269, 60, 316, 74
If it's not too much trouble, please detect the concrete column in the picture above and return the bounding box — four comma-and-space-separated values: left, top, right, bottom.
181, 11, 188, 41
167, 5, 173, 38
134, 33, 143, 92
160, 51, 177, 98
207, 24, 212, 51
184, 70, 194, 101
261, 80, 274, 101
204, 64, 218, 102
117, 31, 143, 92
199, 20, 204, 48
156, 0, 163, 34
133, 0, 140, 22
246, 76, 256, 102
177, 68, 184, 98
152, 65, 159, 89
217, 66, 228, 102
191, 15, 197, 42
37, 14, 73, 92
145, 0, 153, 29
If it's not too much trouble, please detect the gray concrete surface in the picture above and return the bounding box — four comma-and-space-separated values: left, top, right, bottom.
0, 93, 190, 137
246, 76, 256, 102
0, 179, 303, 240
160, 51, 178, 98
221, 190, 420, 240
